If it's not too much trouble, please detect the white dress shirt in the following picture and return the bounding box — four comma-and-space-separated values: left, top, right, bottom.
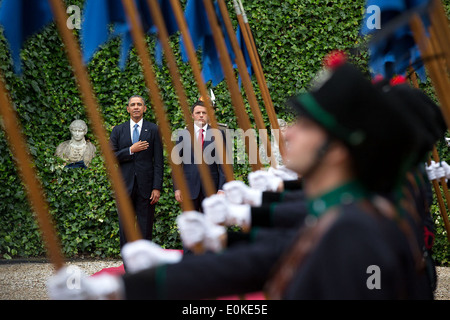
194, 122, 208, 142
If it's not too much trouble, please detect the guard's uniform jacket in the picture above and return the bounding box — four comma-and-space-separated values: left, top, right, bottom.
266, 181, 434, 300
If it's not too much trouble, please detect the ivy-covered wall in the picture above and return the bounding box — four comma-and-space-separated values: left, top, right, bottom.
0, 0, 449, 265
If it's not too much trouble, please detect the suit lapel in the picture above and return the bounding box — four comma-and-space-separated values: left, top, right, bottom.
204, 124, 213, 148
140, 120, 151, 142
124, 120, 132, 145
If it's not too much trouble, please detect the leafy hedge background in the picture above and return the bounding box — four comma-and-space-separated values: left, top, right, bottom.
0, 0, 449, 265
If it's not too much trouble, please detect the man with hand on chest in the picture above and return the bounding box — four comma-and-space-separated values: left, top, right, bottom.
110, 95, 164, 249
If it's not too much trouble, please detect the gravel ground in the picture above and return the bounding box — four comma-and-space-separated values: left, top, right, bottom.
0, 259, 449, 300
0, 259, 123, 300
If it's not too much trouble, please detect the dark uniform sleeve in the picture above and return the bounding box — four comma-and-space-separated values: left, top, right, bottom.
261, 189, 304, 205
225, 193, 307, 247
253, 192, 306, 229
283, 179, 303, 191
122, 230, 295, 300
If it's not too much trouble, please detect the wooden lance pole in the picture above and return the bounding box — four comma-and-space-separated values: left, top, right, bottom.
234, 0, 286, 160
409, 13, 450, 242
0, 76, 65, 270
410, 14, 450, 127
409, 68, 450, 243
202, 0, 263, 172
217, 0, 277, 168
429, 0, 450, 73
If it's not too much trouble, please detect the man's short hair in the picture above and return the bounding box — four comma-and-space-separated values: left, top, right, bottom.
190, 100, 205, 113
128, 95, 146, 106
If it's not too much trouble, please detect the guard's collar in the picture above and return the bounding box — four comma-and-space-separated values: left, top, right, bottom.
307, 180, 369, 218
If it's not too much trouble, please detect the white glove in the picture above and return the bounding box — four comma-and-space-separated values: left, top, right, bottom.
268, 165, 299, 181
47, 266, 124, 300
222, 180, 262, 206
121, 240, 182, 274
248, 170, 282, 192
434, 163, 446, 180
176, 211, 226, 253
441, 161, 450, 180
425, 162, 437, 181
202, 194, 251, 229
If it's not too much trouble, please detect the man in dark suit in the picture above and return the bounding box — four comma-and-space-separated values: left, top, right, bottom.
110, 95, 164, 248
173, 100, 226, 212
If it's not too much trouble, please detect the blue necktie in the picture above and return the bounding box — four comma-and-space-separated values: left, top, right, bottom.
132, 124, 139, 144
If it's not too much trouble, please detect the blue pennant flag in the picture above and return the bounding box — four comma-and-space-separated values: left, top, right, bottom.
235, 25, 253, 87
361, 0, 431, 81
81, 0, 153, 70
152, 0, 180, 67
203, 1, 236, 86
0, 0, 54, 74
180, 0, 236, 87
179, 0, 210, 60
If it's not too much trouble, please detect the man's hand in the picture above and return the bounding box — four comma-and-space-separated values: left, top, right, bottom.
150, 189, 161, 205
174, 190, 183, 203
130, 140, 149, 154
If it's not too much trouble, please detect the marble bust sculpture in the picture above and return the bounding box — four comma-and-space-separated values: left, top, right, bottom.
55, 119, 96, 168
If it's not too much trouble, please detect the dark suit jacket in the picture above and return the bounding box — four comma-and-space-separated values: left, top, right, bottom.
173, 124, 226, 199
110, 119, 164, 199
